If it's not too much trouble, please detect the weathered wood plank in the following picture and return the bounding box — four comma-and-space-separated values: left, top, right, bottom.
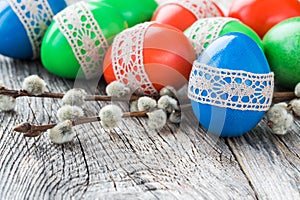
0, 55, 258, 199
227, 121, 300, 200
0, 0, 300, 195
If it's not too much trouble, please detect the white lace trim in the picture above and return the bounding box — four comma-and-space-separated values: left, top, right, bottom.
54, 1, 109, 79
163, 0, 222, 20
187, 17, 237, 56
188, 61, 274, 111
111, 22, 158, 95
7, 0, 54, 58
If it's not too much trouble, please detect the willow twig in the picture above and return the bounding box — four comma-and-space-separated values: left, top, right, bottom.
13, 111, 148, 137
272, 91, 296, 103
1, 87, 297, 103
0, 88, 140, 101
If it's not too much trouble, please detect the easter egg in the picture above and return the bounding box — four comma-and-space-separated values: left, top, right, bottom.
41, 1, 127, 79
229, 0, 300, 38
103, 22, 196, 95
151, 0, 224, 31
0, 0, 67, 59
90, 0, 158, 27
263, 17, 300, 89
188, 32, 274, 137
185, 17, 262, 57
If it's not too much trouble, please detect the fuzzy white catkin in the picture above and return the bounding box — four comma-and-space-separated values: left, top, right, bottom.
106, 81, 131, 98
99, 105, 123, 129
147, 109, 167, 130
266, 103, 289, 125
0, 82, 4, 89
57, 105, 84, 121
62, 88, 87, 107
159, 86, 177, 98
274, 102, 288, 108
295, 82, 300, 97
137, 97, 157, 111
22, 75, 46, 95
130, 100, 139, 112
157, 95, 179, 113
290, 99, 300, 117
0, 95, 16, 111
271, 124, 288, 135
267, 103, 294, 135
48, 120, 75, 144
271, 113, 294, 135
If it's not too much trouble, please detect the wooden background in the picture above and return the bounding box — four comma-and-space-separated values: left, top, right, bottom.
0, 0, 300, 199
1, 51, 300, 200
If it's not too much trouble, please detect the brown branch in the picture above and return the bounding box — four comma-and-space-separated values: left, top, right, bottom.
0, 89, 64, 99
13, 123, 57, 137
0, 88, 140, 101
1, 87, 296, 103
13, 111, 148, 137
272, 92, 296, 103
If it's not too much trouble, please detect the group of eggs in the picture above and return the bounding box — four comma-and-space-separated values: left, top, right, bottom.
0, 0, 299, 137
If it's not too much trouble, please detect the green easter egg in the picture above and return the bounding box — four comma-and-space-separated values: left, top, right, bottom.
90, 0, 158, 27
221, 20, 263, 49
185, 17, 262, 57
263, 17, 300, 89
41, 2, 127, 79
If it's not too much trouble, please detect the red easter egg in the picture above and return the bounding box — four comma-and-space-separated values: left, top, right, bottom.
229, 0, 300, 38
103, 22, 196, 95
151, 0, 224, 31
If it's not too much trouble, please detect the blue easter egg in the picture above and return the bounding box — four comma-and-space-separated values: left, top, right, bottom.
188, 32, 274, 137
0, 0, 67, 59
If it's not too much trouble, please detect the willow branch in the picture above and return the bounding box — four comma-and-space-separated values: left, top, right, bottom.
272, 91, 296, 103
13, 111, 148, 137
0, 88, 140, 101
1, 88, 297, 103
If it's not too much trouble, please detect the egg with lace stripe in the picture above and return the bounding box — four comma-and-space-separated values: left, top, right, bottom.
184, 17, 262, 57
103, 22, 196, 95
41, 1, 127, 79
188, 32, 274, 137
151, 0, 224, 31
0, 0, 67, 59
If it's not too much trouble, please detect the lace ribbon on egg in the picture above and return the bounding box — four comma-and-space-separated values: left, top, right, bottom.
186, 17, 238, 56
163, 0, 222, 20
188, 61, 274, 111
54, 1, 109, 79
7, 0, 54, 58
111, 22, 158, 95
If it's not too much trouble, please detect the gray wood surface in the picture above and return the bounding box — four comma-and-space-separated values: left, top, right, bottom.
0, 0, 299, 199
0, 50, 299, 200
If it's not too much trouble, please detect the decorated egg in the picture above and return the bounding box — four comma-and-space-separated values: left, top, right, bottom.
41, 1, 127, 79
185, 17, 262, 57
103, 22, 196, 95
229, 0, 300, 38
0, 0, 67, 59
90, 0, 158, 27
151, 0, 224, 31
263, 17, 300, 89
188, 32, 274, 137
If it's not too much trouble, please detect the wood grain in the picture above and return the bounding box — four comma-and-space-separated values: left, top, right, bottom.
0, 1, 299, 198
0, 47, 299, 200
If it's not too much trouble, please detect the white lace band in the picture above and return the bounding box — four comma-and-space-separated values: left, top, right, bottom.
111, 22, 158, 95
162, 0, 221, 20
188, 61, 274, 111
186, 17, 238, 57
54, 1, 109, 79
7, 0, 54, 58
